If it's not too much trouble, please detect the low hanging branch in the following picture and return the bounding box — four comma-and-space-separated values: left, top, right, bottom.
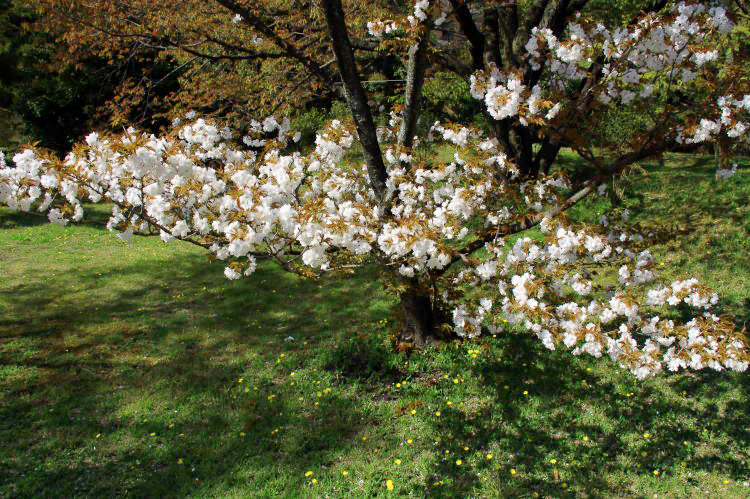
3, 1, 749, 379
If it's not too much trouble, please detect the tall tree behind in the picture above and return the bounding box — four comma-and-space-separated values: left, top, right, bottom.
0, 1, 116, 151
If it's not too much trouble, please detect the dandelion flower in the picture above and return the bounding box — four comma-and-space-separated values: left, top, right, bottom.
311, 478, 317, 484
652, 470, 660, 476
435, 411, 441, 417
486, 454, 493, 460
407, 439, 413, 445
510, 468, 517, 475
582, 436, 589, 441
305, 471, 314, 477
455, 459, 463, 466
342, 471, 349, 476
386, 479, 394, 491
643, 433, 651, 439
394, 459, 401, 465
410, 409, 417, 415
550, 459, 557, 465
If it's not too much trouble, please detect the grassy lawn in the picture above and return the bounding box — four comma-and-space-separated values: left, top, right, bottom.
1, 153, 749, 498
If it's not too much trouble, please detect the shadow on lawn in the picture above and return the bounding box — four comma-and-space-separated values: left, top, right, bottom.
422, 334, 750, 498
0, 235, 389, 497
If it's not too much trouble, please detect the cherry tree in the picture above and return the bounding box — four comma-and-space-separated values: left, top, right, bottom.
2, 0, 749, 379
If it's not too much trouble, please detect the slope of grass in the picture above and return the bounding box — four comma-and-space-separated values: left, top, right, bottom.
1, 154, 749, 498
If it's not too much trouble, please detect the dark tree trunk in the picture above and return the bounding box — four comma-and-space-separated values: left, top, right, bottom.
320, 0, 388, 201
397, 282, 438, 349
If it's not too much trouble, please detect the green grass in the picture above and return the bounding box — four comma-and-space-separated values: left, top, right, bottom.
1, 154, 749, 498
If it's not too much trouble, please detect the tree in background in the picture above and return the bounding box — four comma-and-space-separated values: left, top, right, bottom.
0, 1, 109, 151
2, 1, 749, 380
25, 1, 675, 141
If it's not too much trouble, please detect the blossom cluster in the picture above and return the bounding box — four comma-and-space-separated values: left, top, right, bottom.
2, 111, 748, 379
468, 2, 749, 154
367, 0, 449, 37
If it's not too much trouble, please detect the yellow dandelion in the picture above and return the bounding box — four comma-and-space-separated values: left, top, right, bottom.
395, 383, 401, 388
362, 436, 368, 441
95, 434, 101, 439
410, 409, 417, 415
407, 439, 413, 445
290, 372, 296, 377
446, 401, 453, 405
311, 478, 317, 484
149, 432, 156, 437
652, 470, 660, 476
386, 479, 394, 491
643, 432, 651, 439
342, 471, 349, 476
523, 390, 529, 396
463, 446, 470, 451
394, 459, 401, 465
582, 436, 589, 441
723, 479, 730, 484
455, 459, 463, 466
549, 459, 557, 465
453, 378, 459, 384
510, 468, 517, 475
486, 454, 493, 460
238, 378, 244, 383
305, 471, 314, 477
435, 411, 441, 417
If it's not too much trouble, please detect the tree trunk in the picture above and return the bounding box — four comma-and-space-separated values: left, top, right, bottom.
397, 283, 438, 349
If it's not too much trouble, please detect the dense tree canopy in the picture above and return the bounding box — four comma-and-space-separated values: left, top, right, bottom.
2, 0, 749, 380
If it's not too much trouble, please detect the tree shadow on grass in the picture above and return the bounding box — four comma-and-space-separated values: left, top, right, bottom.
0, 242, 391, 497
422, 334, 750, 498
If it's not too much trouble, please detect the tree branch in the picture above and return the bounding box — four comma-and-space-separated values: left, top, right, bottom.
319, 0, 388, 201
213, 0, 335, 86
398, 36, 429, 149
449, 0, 486, 71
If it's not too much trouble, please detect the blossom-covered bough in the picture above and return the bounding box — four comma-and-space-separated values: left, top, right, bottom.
1, 0, 749, 379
